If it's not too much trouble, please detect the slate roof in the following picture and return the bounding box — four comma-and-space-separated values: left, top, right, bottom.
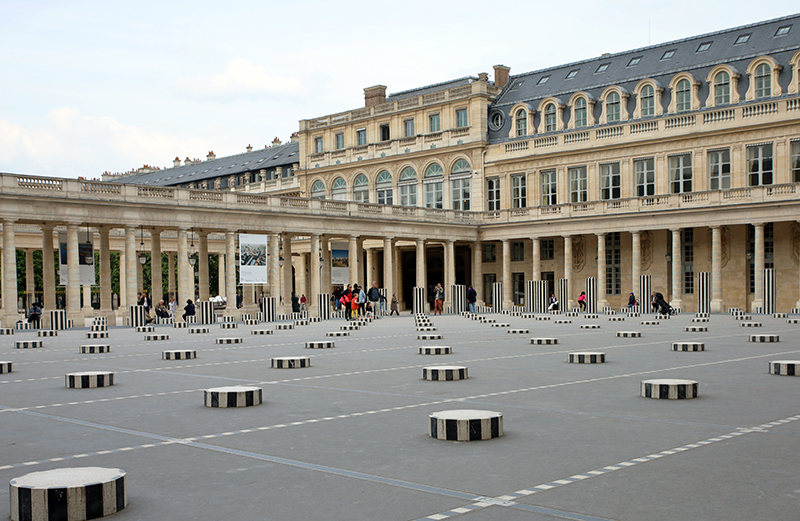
387, 76, 479, 101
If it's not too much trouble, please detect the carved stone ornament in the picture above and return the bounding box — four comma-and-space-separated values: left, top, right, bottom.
572, 235, 585, 272
641, 231, 652, 271
721, 226, 730, 268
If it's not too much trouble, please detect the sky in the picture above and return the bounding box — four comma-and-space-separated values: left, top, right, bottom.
0, 1, 796, 179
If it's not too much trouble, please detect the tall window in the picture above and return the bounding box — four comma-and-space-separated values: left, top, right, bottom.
356, 128, 366, 146
511, 174, 526, 208
669, 154, 692, 194
424, 163, 444, 209
483, 244, 496, 262
714, 71, 730, 105
483, 273, 496, 306
569, 166, 587, 203
399, 167, 417, 206
404, 119, 415, 137
791, 141, 800, 183
606, 92, 620, 122
429, 114, 440, 133
456, 109, 468, 128
310, 180, 325, 199
747, 144, 773, 186
755, 63, 771, 99
541, 170, 557, 206
379, 124, 390, 141
353, 174, 369, 203
451, 159, 471, 211
600, 163, 621, 200
574, 97, 587, 127
314, 137, 323, 153
545, 103, 556, 132
541, 239, 554, 260
331, 177, 347, 200
516, 110, 527, 136
512, 241, 525, 262
641, 85, 655, 116
748, 223, 774, 293
335, 133, 344, 149
376, 171, 393, 205
681, 228, 694, 294
676, 79, 691, 112
487, 178, 500, 211
606, 232, 621, 295
635, 158, 655, 196
513, 272, 525, 305
708, 149, 731, 190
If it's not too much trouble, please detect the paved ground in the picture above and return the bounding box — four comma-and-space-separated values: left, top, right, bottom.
2, 311, 799, 521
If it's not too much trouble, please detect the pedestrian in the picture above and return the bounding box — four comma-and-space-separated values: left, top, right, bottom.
379, 292, 387, 314
433, 283, 444, 315
291, 291, 300, 313
300, 294, 307, 311
467, 285, 477, 314
577, 291, 587, 311
182, 299, 195, 321
357, 284, 367, 316
390, 293, 399, 316
169, 297, 178, 318
351, 288, 360, 319
368, 282, 381, 316
28, 302, 41, 329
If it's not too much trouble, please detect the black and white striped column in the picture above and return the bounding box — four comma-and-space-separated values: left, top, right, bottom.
696, 272, 710, 315
585, 277, 597, 313
413, 287, 426, 315
557, 278, 569, 313
377, 288, 387, 316
317, 293, 331, 320
639, 275, 652, 314
199, 301, 215, 324
491, 282, 503, 313
450, 284, 466, 315
429, 409, 503, 441
763, 268, 775, 315
204, 386, 262, 407
262, 296, 277, 322
49, 310, 67, 330
533, 280, 548, 313
129, 306, 146, 328
640, 379, 698, 399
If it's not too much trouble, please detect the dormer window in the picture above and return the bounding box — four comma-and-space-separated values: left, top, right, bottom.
661, 50, 676, 60
734, 34, 751, 45
627, 57, 642, 67
596, 63, 610, 74
696, 42, 712, 53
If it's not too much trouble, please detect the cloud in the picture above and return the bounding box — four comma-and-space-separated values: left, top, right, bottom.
179, 58, 304, 99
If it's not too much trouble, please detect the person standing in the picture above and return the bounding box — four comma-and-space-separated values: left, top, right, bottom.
300, 294, 307, 311
291, 291, 300, 313
433, 283, 444, 315
357, 284, 367, 317
390, 293, 399, 316
169, 297, 178, 318
467, 285, 477, 314
367, 282, 381, 316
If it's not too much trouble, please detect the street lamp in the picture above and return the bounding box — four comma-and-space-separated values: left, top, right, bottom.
188, 228, 197, 266
84, 224, 94, 265
138, 226, 147, 265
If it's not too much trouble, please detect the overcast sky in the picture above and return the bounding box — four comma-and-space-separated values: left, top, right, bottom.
1, 1, 796, 179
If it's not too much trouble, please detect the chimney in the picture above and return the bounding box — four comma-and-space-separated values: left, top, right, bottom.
493, 65, 510, 88
173, 156, 181, 167
206, 151, 216, 161
246, 144, 253, 153
184, 157, 192, 165
364, 85, 387, 107
272, 137, 281, 147
290, 132, 299, 143
477, 72, 489, 82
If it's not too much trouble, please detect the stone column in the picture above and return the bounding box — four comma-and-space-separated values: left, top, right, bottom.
445, 239, 456, 311
42, 225, 56, 314
167, 252, 175, 301
269, 233, 280, 299
98, 228, 113, 318
472, 241, 483, 305
753, 223, 765, 312
416, 239, 426, 293
564, 235, 574, 310
225, 231, 238, 316
151, 230, 163, 302
310, 234, 321, 315
67, 224, 82, 322
631, 231, 641, 301
356, 238, 365, 284
198, 231, 209, 301
711, 226, 724, 312
119, 249, 126, 311
383, 237, 394, 299
82, 284, 93, 317
671, 229, 682, 309
125, 226, 138, 309
532, 237, 541, 281
502, 239, 512, 309
25, 249, 34, 302
348, 236, 358, 285
217, 253, 225, 298
282, 234, 293, 311
177, 228, 189, 305
321, 236, 331, 294
2, 220, 19, 322
365, 247, 374, 286
597, 233, 608, 308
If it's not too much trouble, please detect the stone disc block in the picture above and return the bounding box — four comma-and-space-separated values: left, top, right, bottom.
419, 346, 452, 355
740, 322, 762, 327
423, 366, 468, 381
415, 322, 432, 327
772, 313, 788, 319
549, 310, 561, 315
672, 342, 705, 352
221, 316, 235, 322
627, 312, 641, 318
37, 330, 57, 337
418, 334, 443, 340
768, 360, 800, 375
491, 323, 510, 327
144, 334, 169, 341
606, 310, 617, 315
0, 328, 15, 335
734, 315, 752, 321
295, 320, 309, 326
163, 350, 196, 360
480, 319, 496, 324
9, 467, 127, 521
252, 329, 275, 335
685, 326, 707, 332
216, 338, 242, 344
641, 321, 660, 326
429, 409, 503, 441
417, 326, 437, 331
276, 324, 295, 330
692, 318, 709, 323
306, 341, 334, 349
189, 327, 209, 334
271, 356, 311, 369
66, 371, 114, 389
507, 329, 530, 334
750, 334, 779, 343
564, 312, 578, 317
0, 361, 12, 374
136, 326, 154, 333
15, 340, 42, 349
584, 314, 599, 319
695, 313, 710, 318
244, 319, 260, 326
309, 317, 321, 323
788, 319, 800, 324
204, 386, 262, 408
640, 379, 698, 399
530, 338, 558, 345
220, 323, 238, 329
568, 352, 605, 364
609, 317, 625, 322
86, 331, 109, 339
173, 322, 188, 328
580, 324, 601, 329
536, 316, 551, 321
617, 331, 641, 338
655, 315, 671, 320
555, 320, 572, 324
90, 325, 107, 332
326, 331, 349, 337
521, 313, 536, 319
340, 325, 360, 331
80, 345, 111, 354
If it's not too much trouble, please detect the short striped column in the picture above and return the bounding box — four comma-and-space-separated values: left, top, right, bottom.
419, 346, 451, 355
189, 327, 209, 334
508, 328, 530, 334
640, 379, 698, 399
199, 301, 215, 324
429, 410, 502, 441
0, 328, 14, 335
144, 334, 169, 341
66, 371, 114, 388
750, 334, 779, 343
163, 350, 196, 360
450, 284, 466, 315
639, 275, 652, 314
617, 331, 641, 337
262, 296, 277, 322
136, 325, 154, 333
50, 310, 67, 330
271, 356, 311, 369
568, 352, 605, 364
86, 331, 108, 339
492, 282, 503, 313
80, 345, 110, 354
220, 322, 238, 329
763, 268, 775, 315
532, 280, 548, 313
276, 323, 294, 330
530, 338, 557, 345
15, 340, 42, 349
326, 331, 348, 337
204, 386, 262, 408
423, 366, 467, 381
317, 293, 331, 320
557, 278, 569, 314
585, 277, 597, 313
418, 333, 443, 340
173, 322, 188, 328
305, 340, 334, 349
9, 467, 127, 521
1, 361, 13, 373
252, 329, 274, 335
581, 324, 601, 329
768, 361, 800, 376
685, 326, 707, 332
38, 330, 57, 337
216, 337, 242, 344
413, 286, 426, 315
696, 272, 710, 315
672, 342, 705, 351
129, 306, 146, 328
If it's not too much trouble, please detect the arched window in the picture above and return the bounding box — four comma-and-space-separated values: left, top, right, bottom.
451, 159, 470, 174
451, 159, 471, 211
376, 170, 392, 205
676, 79, 691, 112
400, 167, 417, 181
424, 163, 444, 209
544, 103, 556, 132
641, 85, 655, 116
331, 177, 347, 200
424, 163, 443, 177
714, 71, 730, 105
353, 173, 369, 203
399, 167, 417, 206
755, 63, 771, 98
515, 110, 527, 136
311, 180, 325, 199
606, 92, 620, 122
574, 97, 587, 127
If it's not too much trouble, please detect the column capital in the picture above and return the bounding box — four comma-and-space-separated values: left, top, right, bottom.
595, 232, 606, 238
710, 225, 722, 230
445, 238, 455, 244
669, 228, 681, 234
752, 222, 765, 228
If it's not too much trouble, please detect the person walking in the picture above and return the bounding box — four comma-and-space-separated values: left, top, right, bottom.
169, 297, 178, 318
467, 285, 477, 314
433, 283, 444, 315
390, 293, 399, 316
367, 282, 381, 316
291, 291, 300, 313
300, 294, 307, 311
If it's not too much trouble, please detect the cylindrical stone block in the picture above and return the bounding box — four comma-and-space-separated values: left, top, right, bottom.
616, 331, 641, 338
80, 345, 110, 354
221, 316, 235, 322
216, 338, 242, 344
429, 409, 503, 441
305, 341, 334, 349
555, 320, 572, 324
672, 342, 705, 351
419, 346, 452, 355
136, 326, 155, 333
189, 327, 209, 334
66, 371, 114, 389
295, 319, 309, 326
507, 329, 530, 334
536, 316, 551, 321
491, 323, 510, 328
271, 356, 311, 369
787, 319, 800, 324
252, 329, 274, 335
734, 315, 752, 321
772, 313, 788, 319
530, 338, 558, 345
86, 332, 109, 339
243, 319, 260, 326
173, 322, 188, 328
768, 361, 800, 375
584, 314, 598, 319
640, 321, 660, 325
326, 331, 349, 337
580, 324, 601, 329
0, 328, 14, 335
640, 379, 698, 399
90, 325, 107, 332
418, 334, 443, 340
740, 322, 762, 327
568, 352, 605, 364
417, 326, 437, 331
685, 326, 707, 332
627, 312, 641, 318
0, 361, 12, 373
750, 334, 779, 343
204, 386, 262, 407
9, 467, 127, 521
423, 366, 468, 381
692, 318, 709, 323
15, 340, 42, 349
340, 324, 361, 331
163, 350, 196, 360
220, 322, 238, 329
38, 330, 57, 337
144, 334, 169, 341
609, 317, 625, 322
695, 313, 709, 318
276, 323, 295, 330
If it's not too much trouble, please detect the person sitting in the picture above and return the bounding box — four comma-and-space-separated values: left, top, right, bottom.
183, 299, 195, 321
627, 292, 636, 308
28, 302, 41, 329
548, 294, 559, 311
577, 291, 587, 311
155, 300, 170, 319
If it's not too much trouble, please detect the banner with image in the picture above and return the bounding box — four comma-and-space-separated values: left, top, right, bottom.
239, 234, 269, 284
330, 242, 349, 285
58, 231, 96, 285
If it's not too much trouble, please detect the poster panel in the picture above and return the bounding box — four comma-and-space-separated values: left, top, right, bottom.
239, 233, 269, 284
58, 231, 96, 285
330, 241, 349, 285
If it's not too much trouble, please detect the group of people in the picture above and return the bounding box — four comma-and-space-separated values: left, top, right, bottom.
331, 282, 395, 319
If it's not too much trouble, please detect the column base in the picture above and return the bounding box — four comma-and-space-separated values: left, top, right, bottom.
670, 299, 683, 310
710, 299, 724, 313
3, 313, 21, 328
502, 300, 514, 312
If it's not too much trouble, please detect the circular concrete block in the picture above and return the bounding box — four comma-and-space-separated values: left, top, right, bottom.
695, 313, 709, 318
221, 316, 235, 322
568, 352, 605, 364
0, 361, 12, 373
605, 310, 617, 315
144, 334, 169, 341
251, 329, 274, 335
326, 331, 349, 337
220, 322, 238, 329
480, 318, 497, 324
295, 319, 309, 326
419, 346, 451, 355
685, 326, 707, 332
0, 328, 15, 335
608, 317, 625, 322
521, 313, 536, 319
672, 342, 705, 352
163, 350, 196, 360
734, 315, 752, 321
740, 322, 762, 327
565, 312, 579, 317
244, 319, 260, 326
9, 467, 127, 521
429, 409, 503, 441
80, 345, 110, 354
173, 322, 188, 328
306, 340, 334, 349
768, 361, 800, 376
417, 326, 437, 331
340, 324, 360, 331
189, 327, 209, 334
655, 314, 671, 320
580, 324, 601, 329
15, 340, 42, 349
136, 326, 154, 333
204, 386, 262, 408
491, 323, 510, 328
90, 325, 107, 332
640, 379, 698, 399
616, 331, 641, 338
507, 329, 530, 334
423, 366, 468, 381
530, 338, 558, 345
216, 338, 242, 344
66, 371, 114, 389
276, 323, 295, 330
418, 334, 443, 340
271, 356, 311, 369
37, 330, 57, 337
535, 316, 551, 321
309, 317, 321, 323
750, 334, 779, 343
640, 321, 660, 326
627, 312, 641, 318
772, 313, 788, 319
555, 320, 572, 324
584, 314, 599, 319
692, 318, 709, 323
86, 332, 109, 339
787, 319, 800, 324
